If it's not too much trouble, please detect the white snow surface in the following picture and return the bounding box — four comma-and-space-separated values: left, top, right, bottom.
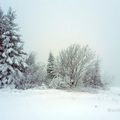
0, 87, 120, 120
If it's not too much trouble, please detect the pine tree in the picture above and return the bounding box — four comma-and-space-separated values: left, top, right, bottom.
47, 52, 55, 80
0, 8, 8, 86
0, 8, 27, 88
0, 8, 6, 36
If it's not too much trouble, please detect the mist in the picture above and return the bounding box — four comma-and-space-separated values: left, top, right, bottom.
1, 0, 120, 86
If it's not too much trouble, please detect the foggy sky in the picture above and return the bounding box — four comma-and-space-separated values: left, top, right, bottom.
1, 0, 120, 85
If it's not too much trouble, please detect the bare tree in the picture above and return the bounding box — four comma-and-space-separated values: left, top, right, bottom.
56, 44, 101, 88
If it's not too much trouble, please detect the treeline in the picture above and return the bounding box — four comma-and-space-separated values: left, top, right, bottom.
46, 45, 103, 89
0, 7, 104, 89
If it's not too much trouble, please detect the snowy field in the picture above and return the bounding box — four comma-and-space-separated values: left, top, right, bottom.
0, 87, 120, 120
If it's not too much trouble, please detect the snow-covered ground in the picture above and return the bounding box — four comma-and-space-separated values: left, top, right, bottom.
0, 87, 120, 120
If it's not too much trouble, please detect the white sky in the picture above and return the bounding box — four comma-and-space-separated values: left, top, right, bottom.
1, 0, 120, 85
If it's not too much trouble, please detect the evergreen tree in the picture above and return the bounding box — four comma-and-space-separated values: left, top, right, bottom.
0, 8, 6, 36
0, 8, 27, 88
47, 52, 55, 80
0, 8, 8, 86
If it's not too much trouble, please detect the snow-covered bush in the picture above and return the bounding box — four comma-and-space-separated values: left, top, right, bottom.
49, 76, 69, 89
39, 83, 48, 89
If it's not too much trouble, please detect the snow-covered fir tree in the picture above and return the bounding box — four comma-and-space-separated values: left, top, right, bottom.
47, 52, 56, 80
0, 8, 8, 87
0, 8, 27, 88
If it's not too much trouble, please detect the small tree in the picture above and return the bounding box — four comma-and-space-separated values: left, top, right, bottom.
47, 52, 55, 80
